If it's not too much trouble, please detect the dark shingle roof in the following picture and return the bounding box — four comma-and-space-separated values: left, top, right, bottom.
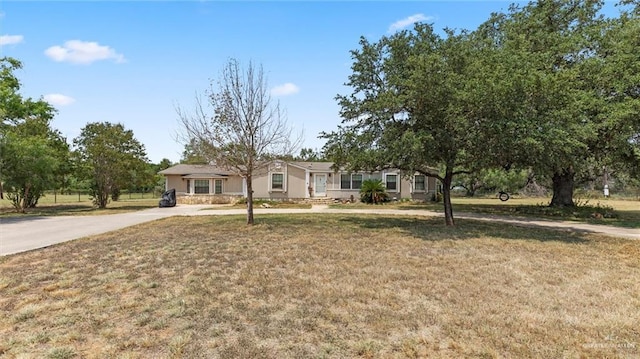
158, 164, 234, 176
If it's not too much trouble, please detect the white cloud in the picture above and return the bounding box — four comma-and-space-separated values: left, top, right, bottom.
271, 82, 300, 97
0, 35, 24, 46
44, 40, 126, 65
44, 94, 76, 106
388, 13, 434, 33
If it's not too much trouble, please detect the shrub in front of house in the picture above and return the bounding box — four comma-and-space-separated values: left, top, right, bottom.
360, 179, 389, 204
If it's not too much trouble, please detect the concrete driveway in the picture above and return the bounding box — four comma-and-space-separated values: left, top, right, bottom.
0, 205, 211, 256
1, 205, 638, 256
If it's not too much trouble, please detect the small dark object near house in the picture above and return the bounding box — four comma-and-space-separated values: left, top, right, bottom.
159, 189, 177, 208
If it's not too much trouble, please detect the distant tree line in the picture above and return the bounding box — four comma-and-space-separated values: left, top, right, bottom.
0, 57, 173, 212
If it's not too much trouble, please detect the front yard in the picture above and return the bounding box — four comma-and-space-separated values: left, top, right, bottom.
1, 214, 638, 358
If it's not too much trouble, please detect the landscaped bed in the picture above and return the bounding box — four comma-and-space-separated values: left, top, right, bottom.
1, 214, 638, 358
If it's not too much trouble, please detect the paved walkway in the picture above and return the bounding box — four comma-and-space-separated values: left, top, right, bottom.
1, 205, 638, 256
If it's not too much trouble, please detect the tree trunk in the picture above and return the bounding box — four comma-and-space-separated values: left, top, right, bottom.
442, 170, 455, 226
550, 168, 575, 207
99, 189, 108, 208
26, 188, 39, 208
20, 185, 30, 213
465, 186, 476, 197
97, 183, 109, 209
246, 174, 254, 225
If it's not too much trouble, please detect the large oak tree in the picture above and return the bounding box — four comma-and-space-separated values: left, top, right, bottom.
323, 0, 639, 226
322, 25, 501, 226
483, 0, 639, 206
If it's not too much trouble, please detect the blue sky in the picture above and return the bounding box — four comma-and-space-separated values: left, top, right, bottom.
0, 1, 621, 163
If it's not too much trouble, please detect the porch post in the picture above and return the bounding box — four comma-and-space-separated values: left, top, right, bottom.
305, 169, 310, 199
242, 177, 247, 197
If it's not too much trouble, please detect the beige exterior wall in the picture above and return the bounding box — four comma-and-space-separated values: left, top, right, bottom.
166, 175, 188, 194
286, 165, 307, 199
223, 176, 244, 195
399, 176, 412, 199
252, 172, 270, 198
254, 164, 308, 200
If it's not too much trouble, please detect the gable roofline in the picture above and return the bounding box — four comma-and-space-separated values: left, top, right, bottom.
158, 163, 234, 176
288, 161, 336, 172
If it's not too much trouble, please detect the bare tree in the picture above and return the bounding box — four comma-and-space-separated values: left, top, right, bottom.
177, 59, 301, 224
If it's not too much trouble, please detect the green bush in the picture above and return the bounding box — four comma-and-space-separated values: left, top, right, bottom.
360, 179, 389, 204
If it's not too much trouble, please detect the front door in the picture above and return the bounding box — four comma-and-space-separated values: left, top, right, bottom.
314, 174, 327, 197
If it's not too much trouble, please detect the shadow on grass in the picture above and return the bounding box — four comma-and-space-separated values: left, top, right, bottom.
615, 210, 640, 228
0, 216, 51, 224
419, 202, 639, 229
99, 205, 157, 212
0, 204, 157, 217
337, 215, 589, 243
0, 204, 90, 216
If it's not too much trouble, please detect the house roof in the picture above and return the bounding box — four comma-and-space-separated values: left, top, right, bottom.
159, 161, 434, 176
159, 162, 338, 175
290, 161, 336, 172
158, 164, 235, 176
181, 173, 229, 179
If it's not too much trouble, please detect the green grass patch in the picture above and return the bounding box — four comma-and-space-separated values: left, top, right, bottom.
0, 198, 160, 217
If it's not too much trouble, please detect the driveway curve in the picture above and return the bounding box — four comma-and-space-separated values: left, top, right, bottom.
0, 205, 211, 256
1, 205, 638, 256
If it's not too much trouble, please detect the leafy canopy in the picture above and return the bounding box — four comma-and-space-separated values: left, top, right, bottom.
73, 122, 149, 208
0, 57, 70, 212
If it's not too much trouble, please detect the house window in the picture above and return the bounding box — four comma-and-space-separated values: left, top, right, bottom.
194, 179, 209, 194
385, 174, 398, 191
271, 173, 284, 190
340, 174, 351, 189
186, 179, 191, 194
352, 174, 363, 189
414, 175, 426, 191
341, 173, 364, 189
214, 179, 223, 194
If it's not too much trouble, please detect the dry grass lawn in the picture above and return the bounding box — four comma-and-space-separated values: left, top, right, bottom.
1, 214, 638, 358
